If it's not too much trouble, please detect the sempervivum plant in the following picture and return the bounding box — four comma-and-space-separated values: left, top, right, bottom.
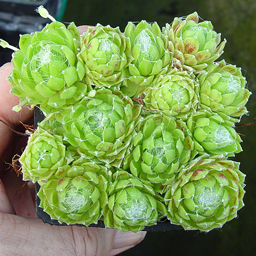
164, 154, 245, 231
80, 24, 131, 88
124, 114, 197, 192
121, 20, 172, 97
163, 12, 226, 73
8, 19, 88, 113
19, 127, 73, 183
187, 110, 242, 156
1, 6, 250, 233
53, 88, 142, 167
103, 170, 167, 232
38, 163, 108, 225
198, 60, 251, 120
143, 69, 199, 120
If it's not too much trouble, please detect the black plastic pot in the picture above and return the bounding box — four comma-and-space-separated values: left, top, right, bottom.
34, 106, 182, 232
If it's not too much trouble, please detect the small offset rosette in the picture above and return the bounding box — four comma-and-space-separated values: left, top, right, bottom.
8, 21, 88, 113
143, 69, 199, 120
164, 154, 246, 232
163, 12, 226, 73
80, 24, 131, 88
19, 127, 73, 183
198, 60, 251, 120
37, 161, 109, 225
103, 170, 167, 232
53, 88, 142, 167
187, 109, 242, 157
124, 114, 197, 193
121, 20, 172, 97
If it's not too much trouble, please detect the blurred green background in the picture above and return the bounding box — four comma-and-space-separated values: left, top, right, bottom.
63, 0, 256, 255
1, 0, 256, 255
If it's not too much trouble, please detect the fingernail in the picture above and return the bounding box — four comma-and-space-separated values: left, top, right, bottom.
113, 230, 147, 249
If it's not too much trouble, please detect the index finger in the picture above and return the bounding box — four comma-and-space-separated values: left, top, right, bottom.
77, 25, 93, 35
0, 62, 33, 163
0, 62, 33, 127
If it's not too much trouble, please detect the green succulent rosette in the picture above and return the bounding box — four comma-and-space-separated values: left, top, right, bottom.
163, 12, 226, 73
121, 20, 172, 97
198, 60, 251, 120
164, 154, 245, 232
19, 127, 72, 183
38, 165, 108, 225
187, 110, 242, 156
53, 88, 142, 167
103, 170, 167, 232
143, 69, 199, 120
124, 114, 197, 192
8, 21, 88, 113
80, 24, 131, 88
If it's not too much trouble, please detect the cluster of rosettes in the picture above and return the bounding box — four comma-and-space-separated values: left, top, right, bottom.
11, 9, 250, 232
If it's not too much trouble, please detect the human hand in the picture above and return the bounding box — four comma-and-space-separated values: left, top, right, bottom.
0, 25, 147, 256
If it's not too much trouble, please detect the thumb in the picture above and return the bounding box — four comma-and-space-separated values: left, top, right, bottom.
0, 179, 147, 255
0, 213, 146, 256
0, 180, 146, 256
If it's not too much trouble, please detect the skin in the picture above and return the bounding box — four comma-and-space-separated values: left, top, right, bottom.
0, 26, 146, 256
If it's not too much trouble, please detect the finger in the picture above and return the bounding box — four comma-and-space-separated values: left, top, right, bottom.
0, 62, 33, 126
0, 62, 33, 163
1, 170, 36, 218
0, 179, 15, 214
0, 122, 15, 170
77, 25, 94, 35
0, 214, 145, 256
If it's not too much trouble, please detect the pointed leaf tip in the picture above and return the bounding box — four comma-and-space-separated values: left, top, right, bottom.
186, 12, 199, 23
